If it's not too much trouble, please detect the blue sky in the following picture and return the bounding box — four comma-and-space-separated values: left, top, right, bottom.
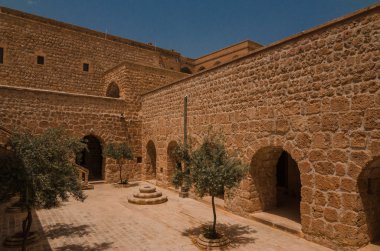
1, 0, 379, 58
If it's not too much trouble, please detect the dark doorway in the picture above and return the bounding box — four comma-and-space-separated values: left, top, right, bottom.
275, 151, 301, 222
77, 135, 103, 181
146, 140, 157, 178
167, 141, 179, 184
250, 148, 301, 224
359, 157, 380, 243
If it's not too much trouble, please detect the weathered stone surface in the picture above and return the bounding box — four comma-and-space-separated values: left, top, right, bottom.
1, 4, 380, 250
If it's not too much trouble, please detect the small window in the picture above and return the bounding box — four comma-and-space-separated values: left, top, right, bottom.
136, 157, 142, 163
37, 55, 44, 65
83, 63, 89, 72
0, 47, 3, 64
180, 67, 192, 74
106, 82, 120, 98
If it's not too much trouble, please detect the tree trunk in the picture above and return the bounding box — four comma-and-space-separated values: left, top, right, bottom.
119, 161, 122, 183
211, 196, 217, 237
22, 207, 32, 251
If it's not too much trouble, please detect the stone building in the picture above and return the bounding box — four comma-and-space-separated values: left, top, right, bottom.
0, 3, 379, 250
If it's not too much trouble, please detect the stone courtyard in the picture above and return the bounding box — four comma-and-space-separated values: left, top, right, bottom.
1, 183, 334, 251
0, 2, 379, 250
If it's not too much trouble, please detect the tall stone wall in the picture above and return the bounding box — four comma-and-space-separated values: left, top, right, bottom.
0, 85, 142, 182
0, 7, 184, 96
141, 7, 380, 249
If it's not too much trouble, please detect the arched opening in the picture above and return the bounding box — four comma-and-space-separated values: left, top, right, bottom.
146, 140, 157, 178
76, 135, 103, 181
167, 141, 180, 185
106, 82, 120, 98
250, 147, 301, 223
359, 157, 380, 243
180, 67, 192, 74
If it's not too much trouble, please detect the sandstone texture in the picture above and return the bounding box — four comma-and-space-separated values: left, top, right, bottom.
0, 3, 379, 250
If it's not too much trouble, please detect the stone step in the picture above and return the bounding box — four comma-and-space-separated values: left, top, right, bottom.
128, 196, 168, 205
139, 185, 156, 193
249, 212, 303, 237
88, 180, 106, 185
134, 191, 162, 199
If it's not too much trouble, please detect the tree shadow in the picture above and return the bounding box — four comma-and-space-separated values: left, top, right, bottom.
55, 242, 113, 251
45, 223, 91, 239
182, 222, 257, 249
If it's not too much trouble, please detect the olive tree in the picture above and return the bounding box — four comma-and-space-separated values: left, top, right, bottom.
189, 132, 247, 239
0, 128, 86, 251
104, 142, 133, 184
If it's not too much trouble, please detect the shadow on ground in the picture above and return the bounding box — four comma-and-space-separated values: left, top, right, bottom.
45, 223, 92, 239
55, 242, 113, 251
182, 222, 257, 249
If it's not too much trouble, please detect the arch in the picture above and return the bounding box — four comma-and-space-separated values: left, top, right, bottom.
167, 141, 180, 185
106, 82, 120, 98
146, 140, 157, 178
180, 67, 192, 74
250, 146, 301, 223
198, 66, 206, 72
358, 156, 380, 243
76, 135, 103, 181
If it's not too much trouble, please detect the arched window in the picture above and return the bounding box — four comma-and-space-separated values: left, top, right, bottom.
180, 67, 192, 74
106, 82, 120, 98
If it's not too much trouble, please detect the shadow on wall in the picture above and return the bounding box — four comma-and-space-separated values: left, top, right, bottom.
146, 140, 157, 178
358, 156, 380, 244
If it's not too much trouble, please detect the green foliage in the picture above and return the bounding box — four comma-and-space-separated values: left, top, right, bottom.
0, 128, 87, 209
177, 130, 248, 238
104, 142, 133, 183
104, 142, 133, 162
171, 140, 192, 189
120, 178, 128, 185
190, 132, 247, 198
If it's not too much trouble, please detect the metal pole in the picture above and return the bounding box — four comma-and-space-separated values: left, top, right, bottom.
184, 96, 188, 146
180, 95, 189, 198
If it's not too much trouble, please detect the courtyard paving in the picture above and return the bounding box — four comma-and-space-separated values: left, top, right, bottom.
1, 182, 335, 250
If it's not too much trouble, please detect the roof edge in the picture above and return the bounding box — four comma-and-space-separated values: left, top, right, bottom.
0, 6, 182, 57
142, 2, 380, 96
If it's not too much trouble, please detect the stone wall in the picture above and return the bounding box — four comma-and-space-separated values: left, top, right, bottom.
141, 6, 380, 249
0, 6, 185, 96
0, 85, 142, 182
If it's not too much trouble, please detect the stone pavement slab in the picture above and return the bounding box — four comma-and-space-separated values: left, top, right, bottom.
1, 182, 334, 250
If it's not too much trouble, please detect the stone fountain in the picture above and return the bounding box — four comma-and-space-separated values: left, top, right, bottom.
128, 185, 168, 205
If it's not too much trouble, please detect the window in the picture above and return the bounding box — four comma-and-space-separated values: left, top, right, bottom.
106, 82, 120, 98
0, 47, 3, 64
83, 63, 89, 72
136, 157, 142, 163
37, 55, 44, 65
180, 67, 192, 74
